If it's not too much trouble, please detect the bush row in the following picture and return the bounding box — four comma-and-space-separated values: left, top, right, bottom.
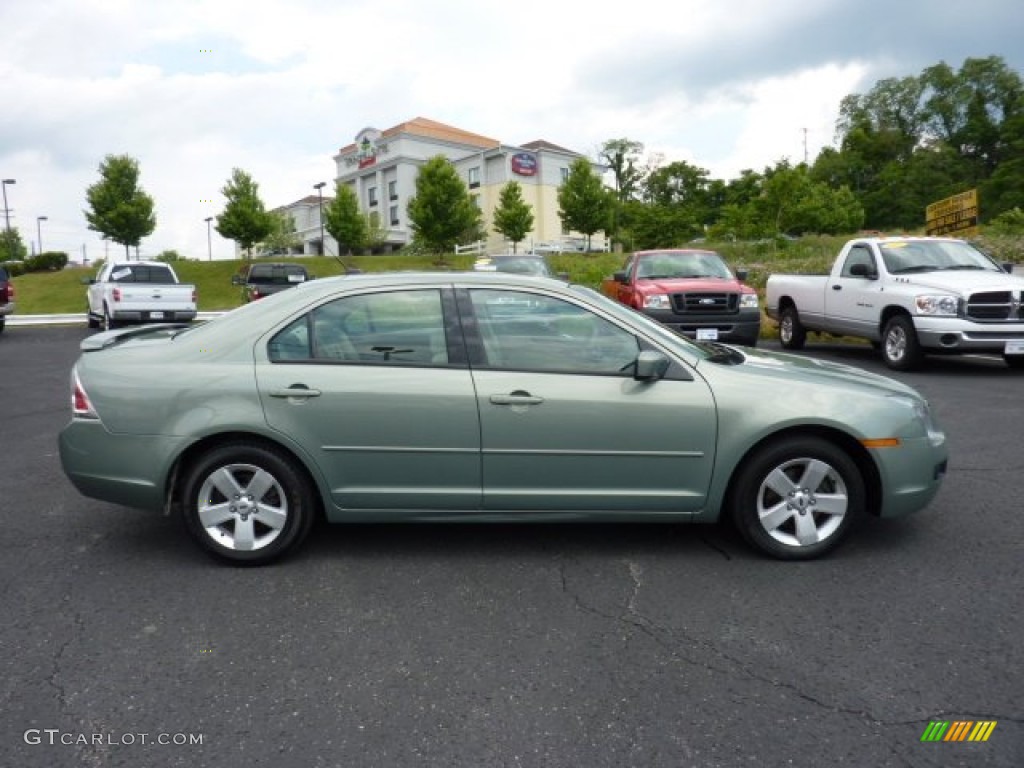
1, 251, 69, 276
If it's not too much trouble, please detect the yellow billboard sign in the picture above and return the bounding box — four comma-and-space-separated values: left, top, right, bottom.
926, 189, 978, 237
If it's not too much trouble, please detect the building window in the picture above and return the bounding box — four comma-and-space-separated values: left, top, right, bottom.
388, 181, 397, 200
390, 205, 399, 226
560, 167, 570, 183
368, 186, 378, 206
468, 167, 480, 189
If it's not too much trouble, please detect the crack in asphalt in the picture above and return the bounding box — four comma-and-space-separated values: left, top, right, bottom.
557, 558, 1024, 736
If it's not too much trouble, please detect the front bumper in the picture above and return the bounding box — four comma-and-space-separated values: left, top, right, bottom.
914, 317, 1024, 354
0, 300, 14, 317
871, 434, 948, 518
641, 308, 762, 345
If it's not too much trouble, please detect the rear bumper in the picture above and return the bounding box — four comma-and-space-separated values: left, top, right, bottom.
110, 309, 197, 323
0, 300, 14, 316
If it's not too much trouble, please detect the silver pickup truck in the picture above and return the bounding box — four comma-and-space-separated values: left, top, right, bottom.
86, 261, 197, 332
765, 236, 1024, 370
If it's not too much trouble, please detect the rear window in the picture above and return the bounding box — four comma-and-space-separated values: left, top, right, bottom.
107, 265, 176, 283
248, 265, 309, 285
0, 266, 8, 281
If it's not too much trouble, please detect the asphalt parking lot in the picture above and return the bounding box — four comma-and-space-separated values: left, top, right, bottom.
1, 326, 1021, 767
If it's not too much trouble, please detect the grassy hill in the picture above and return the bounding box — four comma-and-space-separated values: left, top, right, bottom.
11, 233, 1021, 316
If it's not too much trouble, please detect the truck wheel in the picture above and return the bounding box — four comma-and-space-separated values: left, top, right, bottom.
102, 305, 118, 332
881, 315, 923, 371
778, 306, 806, 350
0, 316, 5, 333
87, 305, 99, 328
182, 442, 316, 565
729, 436, 865, 560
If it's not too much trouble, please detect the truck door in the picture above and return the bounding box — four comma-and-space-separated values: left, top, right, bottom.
824, 244, 884, 337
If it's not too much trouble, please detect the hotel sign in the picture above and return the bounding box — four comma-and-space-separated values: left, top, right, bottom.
511, 153, 537, 177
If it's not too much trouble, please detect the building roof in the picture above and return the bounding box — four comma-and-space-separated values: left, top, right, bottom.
520, 139, 578, 155
339, 117, 500, 153
273, 194, 332, 212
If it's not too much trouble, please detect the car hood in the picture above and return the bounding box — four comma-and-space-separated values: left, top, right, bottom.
894, 271, 1024, 295
636, 277, 751, 294
703, 345, 922, 399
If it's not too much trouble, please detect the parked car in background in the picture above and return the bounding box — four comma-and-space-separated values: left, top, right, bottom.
602, 249, 761, 346
233, 262, 315, 303
86, 261, 197, 331
0, 265, 14, 333
60, 271, 947, 566
473, 254, 567, 280
765, 236, 1024, 370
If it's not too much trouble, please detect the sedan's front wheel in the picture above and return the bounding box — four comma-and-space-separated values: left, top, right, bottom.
182, 443, 315, 565
730, 437, 865, 560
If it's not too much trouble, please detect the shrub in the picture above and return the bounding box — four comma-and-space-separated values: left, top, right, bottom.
25, 251, 69, 272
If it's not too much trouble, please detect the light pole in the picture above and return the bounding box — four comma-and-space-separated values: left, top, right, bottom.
36, 215, 47, 254
313, 182, 326, 256
204, 217, 213, 261
2, 179, 15, 241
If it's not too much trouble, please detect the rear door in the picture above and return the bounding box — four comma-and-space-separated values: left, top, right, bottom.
255, 285, 482, 513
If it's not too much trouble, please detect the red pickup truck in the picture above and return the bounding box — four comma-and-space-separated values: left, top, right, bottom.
601, 249, 760, 346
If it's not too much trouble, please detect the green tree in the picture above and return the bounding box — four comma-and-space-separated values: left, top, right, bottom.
0, 228, 29, 262
492, 182, 534, 252
258, 211, 301, 256
324, 183, 367, 255
406, 155, 482, 253
600, 138, 645, 203
216, 168, 273, 259
557, 158, 613, 250
84, 154, 157, 260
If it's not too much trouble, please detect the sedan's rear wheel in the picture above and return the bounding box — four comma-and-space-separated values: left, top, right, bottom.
730, 437, 865, 560
182, 443, 315, 565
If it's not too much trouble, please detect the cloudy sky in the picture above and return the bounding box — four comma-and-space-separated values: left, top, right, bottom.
2, 0, 1022, 261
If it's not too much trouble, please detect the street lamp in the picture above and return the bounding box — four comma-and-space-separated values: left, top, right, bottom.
204, 217, 213, 261
313, 181, 326, 256
37, 215, 47, 254
2, 179, 15, 239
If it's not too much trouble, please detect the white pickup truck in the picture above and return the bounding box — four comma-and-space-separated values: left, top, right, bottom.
86, 261, 197, 331
765, 236, 1024, 370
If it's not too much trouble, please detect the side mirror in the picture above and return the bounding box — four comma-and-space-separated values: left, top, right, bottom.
81, 277, 94, 285
849, 263, 877, 279
633, 350, 670, 381
1002, 262, 1015, 274
231, 274, 244, 286
735, 268, 748, 282
613, 270, 629, 284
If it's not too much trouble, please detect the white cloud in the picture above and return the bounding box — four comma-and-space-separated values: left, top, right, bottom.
0, 0, 1020, 260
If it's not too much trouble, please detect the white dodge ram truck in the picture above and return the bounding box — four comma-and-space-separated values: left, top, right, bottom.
86, 261, 197, 331
765, 236, 1024, 370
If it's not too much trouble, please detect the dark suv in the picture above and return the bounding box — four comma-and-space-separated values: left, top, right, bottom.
0, 266, 15, 333
232, 262, 314, 303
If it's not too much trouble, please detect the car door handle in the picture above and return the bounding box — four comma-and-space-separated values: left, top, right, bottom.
490, 392, 544, 406
269, 386, 322, 398
832, 285, 842, 291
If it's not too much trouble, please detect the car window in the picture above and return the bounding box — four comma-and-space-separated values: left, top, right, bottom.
469, 289, 638, 374
249, 265, 309, 285
106, 265, 176, 283
841, 246, 876, 277
269, 289, 449, 366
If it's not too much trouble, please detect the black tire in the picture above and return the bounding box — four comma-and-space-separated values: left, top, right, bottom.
1004, 354, 1024, 370
881, 315, 923, 371
182, 442, 316, 565
0, 316, 5, 333
778, 306, 806, 350
729, 436, 865, 560
102, 304, 117, 332
87, 306, 99, 329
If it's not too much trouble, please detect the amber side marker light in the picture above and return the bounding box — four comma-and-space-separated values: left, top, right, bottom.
860, 438, 902, 448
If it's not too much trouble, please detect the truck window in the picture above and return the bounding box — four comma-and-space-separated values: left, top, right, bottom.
840, 246, 876, 278
107, 265, 176, 284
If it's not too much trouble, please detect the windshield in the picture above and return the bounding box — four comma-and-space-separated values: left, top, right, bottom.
880, 239, 1001, 274
634, 251, 733, 280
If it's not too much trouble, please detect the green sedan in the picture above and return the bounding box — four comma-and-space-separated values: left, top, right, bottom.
59, 272, 948, 564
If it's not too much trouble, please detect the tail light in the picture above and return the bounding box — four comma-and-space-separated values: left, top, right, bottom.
191, 288, 197, 303
6, 282, 13, 300
71, 368, 99, 420
112, 287, 122, 302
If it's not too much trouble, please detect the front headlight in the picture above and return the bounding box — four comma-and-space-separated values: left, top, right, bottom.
914, 294, 959, 316
643, 294, 670, 310
889, 395, 945, 446
739, 293, 759, 309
